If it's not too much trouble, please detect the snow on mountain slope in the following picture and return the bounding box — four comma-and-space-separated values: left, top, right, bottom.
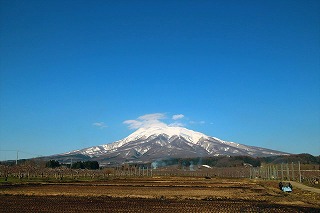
65, 126, 209, 156
62, 125, 288, 162
123, 126, 208, 144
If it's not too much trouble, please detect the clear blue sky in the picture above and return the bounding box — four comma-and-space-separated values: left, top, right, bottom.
1, 0, 319, 160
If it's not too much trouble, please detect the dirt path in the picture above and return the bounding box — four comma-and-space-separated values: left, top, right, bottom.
290, 181, 320, 194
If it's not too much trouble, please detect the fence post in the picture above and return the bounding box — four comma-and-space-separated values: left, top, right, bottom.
298, 161, 302, 183
286, 163, 290, 181
291, 162, 295, 181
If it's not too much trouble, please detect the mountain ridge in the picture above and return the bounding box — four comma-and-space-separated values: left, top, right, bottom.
52, 126, 289, 165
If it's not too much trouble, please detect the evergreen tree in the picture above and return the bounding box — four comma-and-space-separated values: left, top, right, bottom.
71, 161, 99, 170
45, 160, 60, 168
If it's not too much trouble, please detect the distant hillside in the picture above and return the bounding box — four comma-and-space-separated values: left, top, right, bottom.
1, 153, 318, 168
148, 154, 320, 169
258, 153, 320, 164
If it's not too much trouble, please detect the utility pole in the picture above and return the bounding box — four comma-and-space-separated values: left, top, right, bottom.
16, 150, 19, 165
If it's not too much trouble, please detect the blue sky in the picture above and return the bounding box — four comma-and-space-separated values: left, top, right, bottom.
1, 0, 319, 160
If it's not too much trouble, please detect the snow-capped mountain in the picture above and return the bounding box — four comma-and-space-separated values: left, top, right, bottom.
53, 126, 288, 164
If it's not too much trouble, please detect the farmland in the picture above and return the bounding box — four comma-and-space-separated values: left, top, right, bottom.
1, 177, 319, 212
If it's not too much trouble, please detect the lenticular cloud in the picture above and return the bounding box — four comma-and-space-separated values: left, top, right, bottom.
124, 113, 188, 129
123, 113, 167, 129
172, 114, 184, 120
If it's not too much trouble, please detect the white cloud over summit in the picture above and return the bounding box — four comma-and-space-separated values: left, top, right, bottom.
123, 113, 167, 129
172, 114, 184, 120
124, 113, 186, 129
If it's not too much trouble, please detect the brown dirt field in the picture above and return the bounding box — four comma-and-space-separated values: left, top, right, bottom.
1, 177, 319, 212
1, 195, 320, 213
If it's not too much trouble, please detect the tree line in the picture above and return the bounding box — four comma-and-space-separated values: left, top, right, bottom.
150, 154, 320, 169
1, 153, 318, 169
45, 160, 99, 170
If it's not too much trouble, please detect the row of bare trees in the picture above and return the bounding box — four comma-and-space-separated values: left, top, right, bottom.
1, 160, 318, 182
1, 161, 252, 180
250, 162, 320, 185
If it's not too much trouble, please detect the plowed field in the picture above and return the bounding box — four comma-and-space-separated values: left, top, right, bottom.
1, 177, 319, 212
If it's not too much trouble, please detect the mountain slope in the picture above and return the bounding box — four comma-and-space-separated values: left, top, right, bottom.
54, 126, 288, 165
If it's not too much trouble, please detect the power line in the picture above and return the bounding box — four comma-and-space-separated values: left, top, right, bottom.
0, 150, 43, 164
0, 150, 42, 157
19, 150, 43, 158
0, 150, 19, 164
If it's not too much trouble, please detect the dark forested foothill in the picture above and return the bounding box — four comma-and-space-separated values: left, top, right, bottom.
45, 160, 60, 168
149, 154, 319, 169
71, 161, 99, 170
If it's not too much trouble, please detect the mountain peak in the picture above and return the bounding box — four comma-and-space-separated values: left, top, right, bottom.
60, 125, 288, 165
123, 125, 208, 144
